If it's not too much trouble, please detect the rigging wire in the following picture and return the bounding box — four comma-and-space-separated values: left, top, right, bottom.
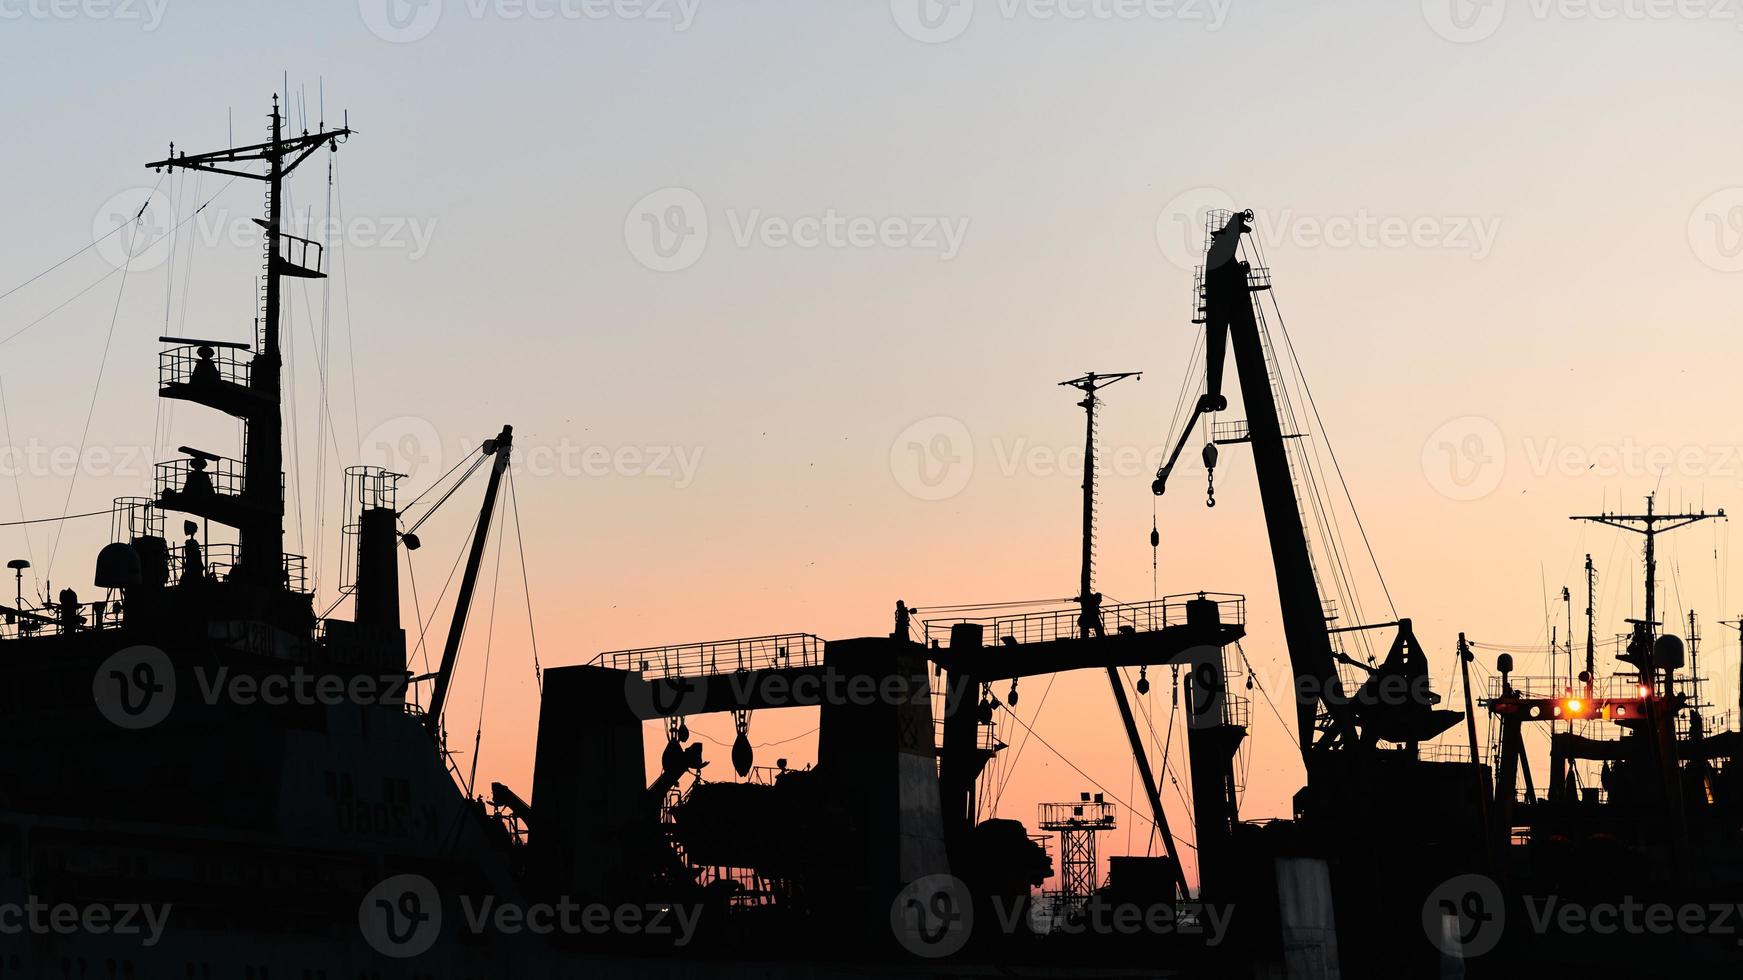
994, 693, 1195, 851
0, 378, 41, 593
990, 671, 1058, 813
0, 223, 130, 308
1123, 665, 1195, 831
1, 171, 246, 352
0, 507, 120, 528
403, 449, 488, 534
404, 544, 433, 700
45, 191, 153, 580
405, 512, 479, 684
915, 597, 1074, 613
332, 168, 364, 457
466, 496, 508, 794
1247, 232, 1398, 625
507, 466, 543, 692
692, 726, 819, 750
312, 155, 336, 598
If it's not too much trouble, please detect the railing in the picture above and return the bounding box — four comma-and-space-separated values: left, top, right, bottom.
921, 593, 1244, 649
1220, 690, 1252, 731
159, 344, 250, 389
111, 496, 164, 541
931, 712, 1001, 754
154, 455, 249, 501
1211, 419, 1250, 443
1038, 800, 1116, 830
1204, 210, 1234, 250
278, 230, 324, 275
1417, 741, 1488, 766
0, 597, 122, 640
593, 632, 826, 680
165, 542, 310, 593
1483, 673, 1661, 703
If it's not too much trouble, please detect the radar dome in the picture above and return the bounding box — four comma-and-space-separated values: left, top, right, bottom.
94, 542, 142, 589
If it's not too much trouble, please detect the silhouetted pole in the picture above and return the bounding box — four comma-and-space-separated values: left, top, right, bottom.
1585, 554, 1596, 698
1059, 371, 1139, 638
1057, 372, 1187, 894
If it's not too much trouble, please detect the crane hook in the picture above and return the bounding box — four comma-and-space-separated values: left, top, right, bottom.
1202, 443, 1218, 508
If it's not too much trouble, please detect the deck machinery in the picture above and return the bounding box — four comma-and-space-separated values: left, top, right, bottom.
526, 591, 1251, 959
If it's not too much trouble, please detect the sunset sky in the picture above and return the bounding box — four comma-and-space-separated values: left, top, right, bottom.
2, 0, 1741, 889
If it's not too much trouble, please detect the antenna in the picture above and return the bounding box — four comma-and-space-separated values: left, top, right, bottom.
1571, 494, 1725, 677
1059, 371, 1140, 638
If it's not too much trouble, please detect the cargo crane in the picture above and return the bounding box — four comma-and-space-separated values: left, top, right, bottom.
1151, 209, 1461, 764
1150, 209, 1483, 976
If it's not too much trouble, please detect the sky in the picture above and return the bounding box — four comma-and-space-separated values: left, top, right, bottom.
1, 0, 1741, 890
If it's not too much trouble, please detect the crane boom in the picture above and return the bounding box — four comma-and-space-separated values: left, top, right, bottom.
1158, 211, 1334, 759
1155, 210, 1455, 761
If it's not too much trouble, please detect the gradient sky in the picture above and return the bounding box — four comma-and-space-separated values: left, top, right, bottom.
2, 0, 1741, 889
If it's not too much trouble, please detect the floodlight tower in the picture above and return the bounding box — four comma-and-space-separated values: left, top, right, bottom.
1038, 793, 1116, 921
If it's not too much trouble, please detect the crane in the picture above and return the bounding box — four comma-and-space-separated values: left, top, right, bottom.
1151, 209, 1460, 767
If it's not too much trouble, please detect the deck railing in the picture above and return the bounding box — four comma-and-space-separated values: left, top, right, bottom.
594, 632, 826, 680
921, 593, 1243, 649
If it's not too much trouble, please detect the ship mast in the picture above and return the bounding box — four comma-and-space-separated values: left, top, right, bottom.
147, 97, 350, 589
1570, 494, 1723, 681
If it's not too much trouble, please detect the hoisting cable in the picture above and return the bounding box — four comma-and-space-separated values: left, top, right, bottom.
1125, 665, 1195, 828
1151, 501, 1160, 600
